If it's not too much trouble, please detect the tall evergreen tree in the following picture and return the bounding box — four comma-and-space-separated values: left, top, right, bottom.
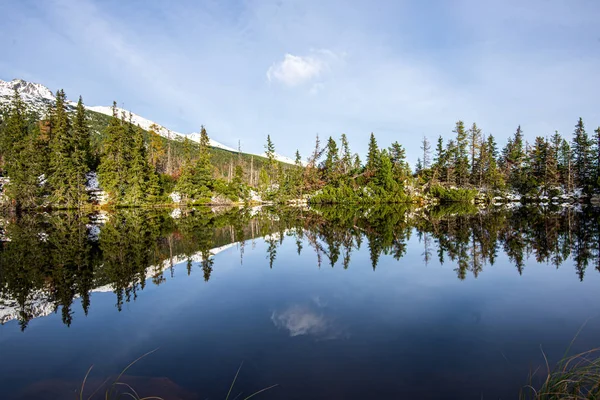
265, 134, 277, 182
48, 90, 81, 206
388, 141, 410, 182
148, 123, 165, 172
453, 121, 470, 185
484, 134, 504, 189
366, 132, 380, 176
322, 136, 340, 184
340, 133, 352, 175
70, 96, 92, 206
175, 125, 213, 202
98, 102, 131, 202
468, 122, 482, 184
572, 117, 592, 190
0, 89, 45, 209
125, 121, 158, 203
432, 136, 446, 183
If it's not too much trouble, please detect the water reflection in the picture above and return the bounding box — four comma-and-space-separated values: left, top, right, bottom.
271, 297, 346, 340
1, 204, 600, 330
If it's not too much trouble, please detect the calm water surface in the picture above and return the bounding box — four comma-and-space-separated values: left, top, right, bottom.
1, 206, 600, 399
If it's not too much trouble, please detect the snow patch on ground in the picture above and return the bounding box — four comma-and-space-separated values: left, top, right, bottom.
170, 192, 181, 203
170, 208, 182, 219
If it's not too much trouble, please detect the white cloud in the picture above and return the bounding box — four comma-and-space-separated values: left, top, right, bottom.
267, 53, 328, 86
271, 303, 346, 340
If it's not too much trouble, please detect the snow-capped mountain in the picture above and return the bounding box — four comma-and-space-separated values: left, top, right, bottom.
0, 79, 66, 113
86, 105, 238, 152
0, 78, 296, 164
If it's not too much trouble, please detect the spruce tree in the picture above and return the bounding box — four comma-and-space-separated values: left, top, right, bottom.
484, 135, 503, 189
468, 123, 482, 184
71, 96, 91, 206
48, 89, 81, 207
366, 133, 380, 176
125, 122, 155, 204
453, 121, 470, 185
322, 136, 340, 184
175, 125, 212, 202
503, 126, 526, 192
291, 150, 304, 197
432, 136, 446, 183
340, 133, 352, 175
388, 141, 410, 182
98, 102, 130, 202
375, 153, 395, 191
304, 134, 323, 190
559, 139, 573, 191
0, 89, 42, 209
265, 134, 277, 182
148, 123, 165, 172
572, 117, 592, 190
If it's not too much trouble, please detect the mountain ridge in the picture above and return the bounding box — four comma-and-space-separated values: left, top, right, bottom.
0, 78, 296, 165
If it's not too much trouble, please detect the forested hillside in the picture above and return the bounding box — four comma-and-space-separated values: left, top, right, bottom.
1, 84, 600, 210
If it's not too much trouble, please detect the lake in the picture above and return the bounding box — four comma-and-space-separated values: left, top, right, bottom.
1, 205, 600, 399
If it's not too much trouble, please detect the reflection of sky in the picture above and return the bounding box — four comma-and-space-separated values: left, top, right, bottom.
272, 305, 329, 337
271, 297, 347, 340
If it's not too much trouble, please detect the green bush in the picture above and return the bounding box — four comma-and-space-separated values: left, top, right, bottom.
429, 185, 478, 203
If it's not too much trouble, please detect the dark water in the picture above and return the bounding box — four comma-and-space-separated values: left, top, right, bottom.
2, 205, 600, 399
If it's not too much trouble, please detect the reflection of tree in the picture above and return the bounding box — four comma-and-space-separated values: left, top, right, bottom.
0, 207, 282, 329
4, 204, 600, 330
299, 204, 600, 282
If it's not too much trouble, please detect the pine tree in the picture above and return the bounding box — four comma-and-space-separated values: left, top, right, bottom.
432, 136, 446, 183
445, 140, 457, 184
340, 133, 352, 175
48, 90, 77, 206
559, 139, 573, 192
550, 131, 563, 186
483, 135, 504, 189
502, 126, 526, 192
322, 136, 340, 184
175, 125, 213, 202
125, 122, 157, 203
291, 150, 304, 197
530, 136, 548, 189
98, 102, 131, 202
469, 123, 482, 184
70, 96, 91, 206
388, 141, 410, 182
0, 88, 43, 209
353, 154, 362, 173
572, 117, 592, 190
415, 158, 423, 175
453, 121, 470, 185
375, 153, 395, 191
304, 134, 323, 191
148, 123, 165, 172
265, 134, 277, 182
366, 132, 380, 176
545, 136, 559, 191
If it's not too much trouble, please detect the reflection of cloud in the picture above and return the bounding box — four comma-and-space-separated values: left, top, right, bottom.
271, 302, 347, 340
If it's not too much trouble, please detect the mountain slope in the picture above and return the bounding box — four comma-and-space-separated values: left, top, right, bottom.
0, 78, 296, 164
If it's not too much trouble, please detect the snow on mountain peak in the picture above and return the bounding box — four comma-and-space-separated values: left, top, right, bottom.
0, 79, 55, 102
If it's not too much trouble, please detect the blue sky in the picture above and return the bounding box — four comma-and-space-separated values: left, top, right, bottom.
1, 0, 599, 164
